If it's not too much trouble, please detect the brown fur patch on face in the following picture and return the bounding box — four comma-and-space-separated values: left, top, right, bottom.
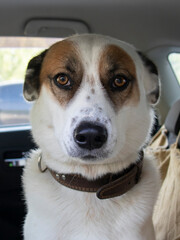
40, 40, 83, 106
99, 45, 139, 110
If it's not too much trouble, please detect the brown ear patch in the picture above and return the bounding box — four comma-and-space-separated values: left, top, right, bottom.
137, 51, 160, 105
99, 45, 139, 110
23, 50, 48, 101
40, 40, 83, 106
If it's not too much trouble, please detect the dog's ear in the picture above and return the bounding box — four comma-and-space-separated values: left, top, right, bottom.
23, 50, 48, 101
137, 51, 160, 105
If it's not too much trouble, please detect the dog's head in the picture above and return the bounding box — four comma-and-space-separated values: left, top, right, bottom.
24, 34, 159, 168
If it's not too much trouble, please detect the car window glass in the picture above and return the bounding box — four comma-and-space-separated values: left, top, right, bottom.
0, 37, 61, 128
168, 53, 180, 85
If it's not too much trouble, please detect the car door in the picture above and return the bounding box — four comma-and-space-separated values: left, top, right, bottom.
0, 126, 36, 240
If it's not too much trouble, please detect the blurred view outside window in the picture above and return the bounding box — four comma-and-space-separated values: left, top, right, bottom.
169, 53, 180, 85
0, 37, 60, 127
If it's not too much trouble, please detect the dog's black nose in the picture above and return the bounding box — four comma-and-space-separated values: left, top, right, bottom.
74, 122, 108, 150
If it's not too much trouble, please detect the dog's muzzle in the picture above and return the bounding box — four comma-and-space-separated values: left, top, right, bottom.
73, 121, 108, 150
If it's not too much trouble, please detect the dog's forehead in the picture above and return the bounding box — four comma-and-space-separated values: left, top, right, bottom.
69, 35, 108, 65
43, 35, 137, 70
41, 39, 80, 73
40, 35, 139, 108
68, 34, 137, 68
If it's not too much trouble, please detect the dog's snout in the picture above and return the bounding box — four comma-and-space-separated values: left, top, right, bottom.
74, 122, 108, 150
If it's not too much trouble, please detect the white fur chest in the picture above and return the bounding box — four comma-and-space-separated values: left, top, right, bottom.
23, 150, 159, 240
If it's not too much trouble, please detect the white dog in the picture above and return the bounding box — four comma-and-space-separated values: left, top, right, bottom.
23, 34, 160, 240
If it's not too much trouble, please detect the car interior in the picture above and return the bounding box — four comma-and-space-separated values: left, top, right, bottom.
0, 0, 180, 239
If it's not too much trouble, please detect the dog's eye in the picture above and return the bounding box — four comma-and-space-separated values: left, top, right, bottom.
56, 74, 70, 86
111, 75, 130, 90
53, 73, 72, 89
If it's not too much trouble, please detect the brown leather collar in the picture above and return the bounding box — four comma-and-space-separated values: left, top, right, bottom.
47, 152, 143, 200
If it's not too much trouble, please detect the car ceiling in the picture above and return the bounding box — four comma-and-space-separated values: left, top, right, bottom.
0, 0, 180, 51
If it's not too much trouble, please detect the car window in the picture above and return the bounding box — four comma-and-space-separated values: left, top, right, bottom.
0, 37, 61, 128
168, 53, 180, 85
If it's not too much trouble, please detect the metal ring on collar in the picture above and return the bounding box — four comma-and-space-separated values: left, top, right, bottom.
38, 154, 47, 173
